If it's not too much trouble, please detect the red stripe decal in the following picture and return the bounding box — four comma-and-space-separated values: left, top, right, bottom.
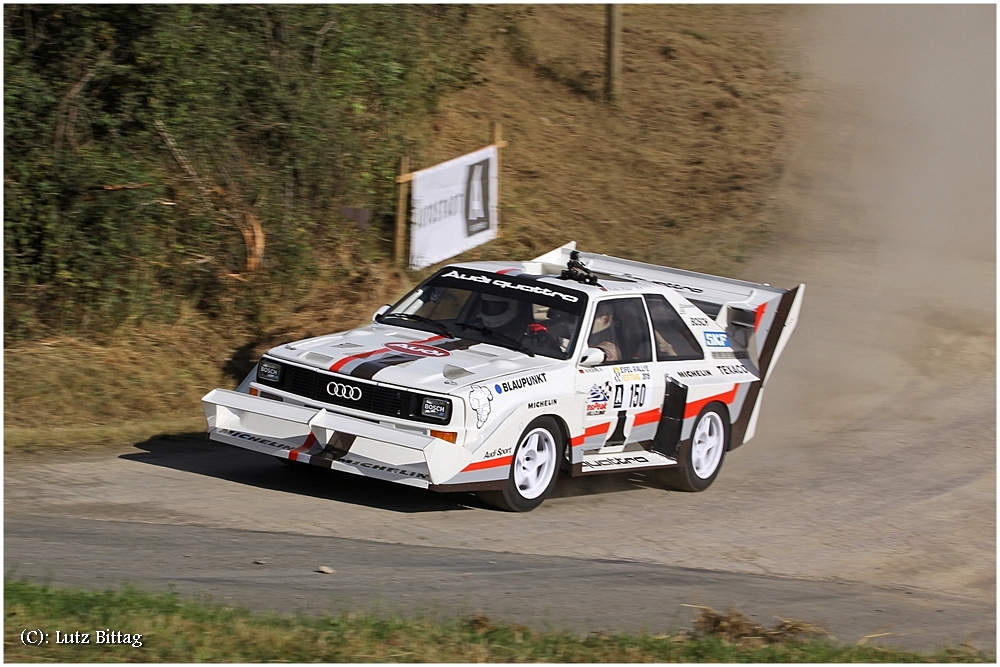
570, 421, 611, 447
462, 455, 513, 472
329, 334, 446, 372
684, 385, 739, 419
288, 432, 317, 462
496, 268, 518, 274
330, 347, 386, 372
633, 408, 662, 427
754, 302, 768, 331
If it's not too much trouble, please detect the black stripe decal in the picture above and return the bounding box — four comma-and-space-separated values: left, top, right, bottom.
350, 354, 418, 380
729, 286, 798, 450
351, 338, 479, 380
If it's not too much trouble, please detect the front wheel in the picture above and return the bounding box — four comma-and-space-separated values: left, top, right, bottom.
477, 417, 563, 512
660, 403, 729, 492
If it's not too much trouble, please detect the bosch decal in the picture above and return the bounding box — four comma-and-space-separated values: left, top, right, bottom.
688, 317, 710, 327
703, 332, 730, 348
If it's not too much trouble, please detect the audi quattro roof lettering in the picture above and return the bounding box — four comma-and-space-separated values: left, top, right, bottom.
435, 267, 586, 310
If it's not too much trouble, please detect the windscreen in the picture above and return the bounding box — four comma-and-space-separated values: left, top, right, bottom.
382, 268, 587, 359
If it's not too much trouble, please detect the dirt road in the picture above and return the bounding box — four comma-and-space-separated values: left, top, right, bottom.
6, 5, 995, 650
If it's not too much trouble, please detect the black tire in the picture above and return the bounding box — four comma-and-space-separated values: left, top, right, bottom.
660, 402, 729, 492
477, 416, 564, 512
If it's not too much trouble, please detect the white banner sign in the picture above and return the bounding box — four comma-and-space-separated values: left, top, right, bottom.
409, 145, 498, 270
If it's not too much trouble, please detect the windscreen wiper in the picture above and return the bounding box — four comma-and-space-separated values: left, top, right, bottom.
377, 313, 452, 338
455, 322, 535, 357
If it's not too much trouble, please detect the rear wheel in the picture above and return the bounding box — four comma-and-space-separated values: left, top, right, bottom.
660, 403, 729, 492
477, 417, 563, 512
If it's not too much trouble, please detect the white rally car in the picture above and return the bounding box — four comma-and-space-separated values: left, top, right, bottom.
202, 243, 803, 511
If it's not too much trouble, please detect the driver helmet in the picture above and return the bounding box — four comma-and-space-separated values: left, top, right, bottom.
481, 294, 519, 328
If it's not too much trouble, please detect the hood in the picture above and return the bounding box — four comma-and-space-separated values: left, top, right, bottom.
265, 323, 557, 393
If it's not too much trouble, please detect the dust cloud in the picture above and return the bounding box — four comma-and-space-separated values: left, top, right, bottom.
733, 5, 995, 599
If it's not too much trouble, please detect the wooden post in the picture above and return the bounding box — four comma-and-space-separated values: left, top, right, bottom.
492, 121, 507, 228
605, 4, 622, 106
394, 155, 410, 267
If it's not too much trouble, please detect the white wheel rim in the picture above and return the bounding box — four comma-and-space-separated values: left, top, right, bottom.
513, 428, 557, 499
691, 412, 724, 479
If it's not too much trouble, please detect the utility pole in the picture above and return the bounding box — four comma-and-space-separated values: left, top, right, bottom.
605, 4, 622, 106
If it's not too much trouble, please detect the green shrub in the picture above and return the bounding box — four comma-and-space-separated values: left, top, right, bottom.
4, 5, 480, 340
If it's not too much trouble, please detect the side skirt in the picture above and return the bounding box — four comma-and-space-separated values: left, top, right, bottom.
572, 450, 677, 476
429, 479, 508, 493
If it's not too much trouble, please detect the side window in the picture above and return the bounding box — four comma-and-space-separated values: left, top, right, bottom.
587, 298, 652, 365
644, 294, 704, 361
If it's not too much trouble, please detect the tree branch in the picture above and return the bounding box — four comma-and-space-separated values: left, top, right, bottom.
54, 45, 113, 152
312, 19, 336, 73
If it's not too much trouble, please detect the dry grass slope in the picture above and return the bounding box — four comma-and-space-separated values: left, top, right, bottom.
5, 6, 798, 453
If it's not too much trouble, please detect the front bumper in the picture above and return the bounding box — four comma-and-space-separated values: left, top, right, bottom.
201, 389, 473, 488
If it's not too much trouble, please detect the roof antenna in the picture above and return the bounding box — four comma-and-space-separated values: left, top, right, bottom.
561, 250, 600, 285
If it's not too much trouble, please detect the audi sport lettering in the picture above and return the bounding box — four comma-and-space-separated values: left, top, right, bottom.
202, 243, 802, 511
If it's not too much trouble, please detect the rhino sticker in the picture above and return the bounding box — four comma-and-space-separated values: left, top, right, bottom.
469, 384, 493, 428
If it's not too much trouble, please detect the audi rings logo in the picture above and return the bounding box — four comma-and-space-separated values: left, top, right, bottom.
327, 382, 363, 401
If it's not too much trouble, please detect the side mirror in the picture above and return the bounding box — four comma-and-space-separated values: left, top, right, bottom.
373, 304, 390, 322
579, 347, 606, 367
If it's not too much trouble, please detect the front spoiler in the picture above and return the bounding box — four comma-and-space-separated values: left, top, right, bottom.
201, 389, 473, 487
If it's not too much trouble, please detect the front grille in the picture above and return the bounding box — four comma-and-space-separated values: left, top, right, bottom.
256, 359, 450, 425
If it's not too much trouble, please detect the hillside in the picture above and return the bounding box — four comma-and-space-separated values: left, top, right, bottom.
4, 5, 798, 452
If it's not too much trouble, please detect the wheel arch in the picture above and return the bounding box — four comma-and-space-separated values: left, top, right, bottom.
542, 412, 572, 469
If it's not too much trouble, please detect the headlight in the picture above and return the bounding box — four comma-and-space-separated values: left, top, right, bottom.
420, 397, 450, 420
257, 360, 282, 383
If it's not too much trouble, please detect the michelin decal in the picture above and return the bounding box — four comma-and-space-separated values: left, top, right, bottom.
469, 384, 493, 428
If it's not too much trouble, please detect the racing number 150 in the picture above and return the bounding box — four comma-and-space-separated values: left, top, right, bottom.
614, 384, 647, 409
629, 383, 647, 408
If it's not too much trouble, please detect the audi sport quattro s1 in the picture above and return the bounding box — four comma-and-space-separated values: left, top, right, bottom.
202, 243, 803, 511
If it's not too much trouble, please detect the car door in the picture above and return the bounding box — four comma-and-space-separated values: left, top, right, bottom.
642, 293, 708, 457
575, 297, 661, 456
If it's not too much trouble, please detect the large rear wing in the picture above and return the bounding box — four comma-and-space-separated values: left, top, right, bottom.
532, 242, 804, 383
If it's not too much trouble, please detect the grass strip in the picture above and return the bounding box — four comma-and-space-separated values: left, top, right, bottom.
4, 580, 991, 663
